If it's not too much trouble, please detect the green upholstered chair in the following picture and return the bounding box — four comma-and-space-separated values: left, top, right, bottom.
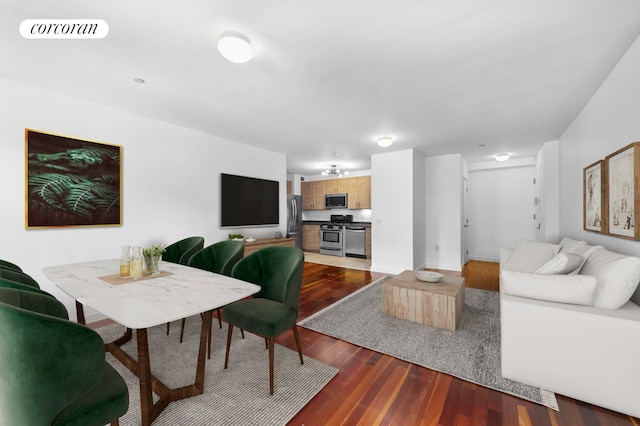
181, 240, 244, 350
0, 259, 22, 272
0, 276, 56, 298
223, 246, 305, 394
163, 236, 205, 335
0, 268, 40, 288
0, 287, 129, 426
162, 236, 205, 265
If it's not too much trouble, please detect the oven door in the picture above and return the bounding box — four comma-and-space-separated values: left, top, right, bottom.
320, 229, 342, 248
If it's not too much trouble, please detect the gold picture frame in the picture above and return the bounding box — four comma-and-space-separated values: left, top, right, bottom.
25, 129, 122, 228
605, 142, 640, 239
583, 159, 607, 233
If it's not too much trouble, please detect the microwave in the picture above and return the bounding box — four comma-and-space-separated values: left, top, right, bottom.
325, 193, 348, 209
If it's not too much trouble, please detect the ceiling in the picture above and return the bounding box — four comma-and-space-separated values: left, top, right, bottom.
2, 1, 640, 176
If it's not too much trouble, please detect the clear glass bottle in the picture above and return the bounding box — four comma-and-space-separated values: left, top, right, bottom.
119, 245, 131, 277
130, 246, 143, 278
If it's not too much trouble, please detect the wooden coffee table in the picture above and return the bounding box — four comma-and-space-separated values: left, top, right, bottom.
382, 270, 465, 331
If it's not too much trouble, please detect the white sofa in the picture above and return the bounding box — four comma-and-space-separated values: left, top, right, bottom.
499, 238, 640, 418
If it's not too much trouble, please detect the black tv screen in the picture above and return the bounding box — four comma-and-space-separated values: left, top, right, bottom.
220, 173, 280, 227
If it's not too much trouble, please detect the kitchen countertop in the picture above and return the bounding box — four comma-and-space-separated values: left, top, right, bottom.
302, 220, 371, 226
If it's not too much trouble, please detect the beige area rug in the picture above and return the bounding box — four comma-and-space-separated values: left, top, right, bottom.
299, 276, 558, 411
303, 252, 370, 271
97, 318, 338, 426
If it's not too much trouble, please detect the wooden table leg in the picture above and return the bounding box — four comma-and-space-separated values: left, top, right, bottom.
136, 328, 153, 426
75, 301, 86, 325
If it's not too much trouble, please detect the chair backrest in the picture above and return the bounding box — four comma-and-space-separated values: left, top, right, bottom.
163, 236, 205, 265
0, 277, 55, 298
0, 269, 40, 288
0, 288, 104, 425
0, 259, 22, 272
231, 246, 304, 311
189, 240, 244, 276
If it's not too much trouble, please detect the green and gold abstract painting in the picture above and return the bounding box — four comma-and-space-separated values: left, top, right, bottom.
26, 129, 121, 228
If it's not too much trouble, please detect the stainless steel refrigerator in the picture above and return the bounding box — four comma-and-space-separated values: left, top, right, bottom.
287, 195, 303, 249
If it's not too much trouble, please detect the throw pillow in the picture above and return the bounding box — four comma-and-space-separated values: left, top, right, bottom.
502, 240, 560, 273
534, 253, 587, 275
501, 270, 597, 305
558, 237, 586, 253
573, 242, 603, 259
580, 248, 640, 310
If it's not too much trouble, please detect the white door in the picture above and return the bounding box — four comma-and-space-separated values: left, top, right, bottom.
462, 177, 469, 266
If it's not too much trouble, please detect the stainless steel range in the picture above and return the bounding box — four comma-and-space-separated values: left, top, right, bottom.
319, 214, 353, 256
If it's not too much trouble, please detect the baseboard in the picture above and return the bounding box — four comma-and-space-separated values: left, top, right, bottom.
425, 262, 462, 272
468, 255, 499, 263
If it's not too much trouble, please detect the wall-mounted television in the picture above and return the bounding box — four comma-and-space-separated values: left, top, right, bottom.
220, 173, 279, 227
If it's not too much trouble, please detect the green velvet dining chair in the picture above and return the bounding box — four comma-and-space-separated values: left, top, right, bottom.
223, 246, 305, 395
181, 240, 245, 353
0, 276, 56, 298
163, 236, 205, 335
162, 236, 205, 265
0, 287, 129, 426
0, 258, 22, 272
0, 268, 40, 288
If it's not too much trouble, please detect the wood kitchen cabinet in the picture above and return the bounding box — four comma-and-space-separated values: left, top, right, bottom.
347, 176, 371, 209
324, 178, 348, 194
301, 181, 326, 210
302, 224, 321, 251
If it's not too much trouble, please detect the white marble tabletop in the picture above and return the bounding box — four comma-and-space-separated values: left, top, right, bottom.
43, 259, 261, 329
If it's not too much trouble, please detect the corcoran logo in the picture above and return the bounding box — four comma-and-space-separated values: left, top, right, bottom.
20, 19, 109, 39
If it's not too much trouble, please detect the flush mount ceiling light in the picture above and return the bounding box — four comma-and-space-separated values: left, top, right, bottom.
322, 165, 349, 177
217, 31, 253, 63
495, 153, 510, 162
377, 136, 394, 148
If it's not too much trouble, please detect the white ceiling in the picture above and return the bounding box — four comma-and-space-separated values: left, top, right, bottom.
2, 1, 640, 176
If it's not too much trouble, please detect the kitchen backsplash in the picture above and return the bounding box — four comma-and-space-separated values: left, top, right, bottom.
301, 208, 372, 222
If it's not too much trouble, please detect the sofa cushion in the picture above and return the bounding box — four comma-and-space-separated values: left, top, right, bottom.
534, 253, 586, 275
502, 240, 560, 273
501, 270, 597, 305
558, 237, 585, 253
580, 248, 640, 310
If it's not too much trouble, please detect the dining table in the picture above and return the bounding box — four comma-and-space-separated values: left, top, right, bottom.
43, 258, 261, 426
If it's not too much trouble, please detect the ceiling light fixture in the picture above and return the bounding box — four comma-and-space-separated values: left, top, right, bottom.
495, 153, 510, 162
321, 165, 349, 177
377, 136, 394, 148
217, 31, 253, 63
132, 77, 145, 84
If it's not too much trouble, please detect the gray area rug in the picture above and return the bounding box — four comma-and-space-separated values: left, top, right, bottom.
298, 276, 558, 410
97, 318, 338, 425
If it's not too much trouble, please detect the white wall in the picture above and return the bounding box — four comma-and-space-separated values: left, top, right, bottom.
560, 34, 640, 256
467, 165, 536, 261
413, 151, 426, 269
537, 140, 561, 242
424, 154, 463, 271
371, 150, 416, 274
0, 76, 287, 321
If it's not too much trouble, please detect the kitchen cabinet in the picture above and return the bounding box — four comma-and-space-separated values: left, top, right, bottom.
325, 178, 348, 195
244, 237, 296, 256
347, 176, 371, 209
302, 224, 321, 251
301, 181, 325, 210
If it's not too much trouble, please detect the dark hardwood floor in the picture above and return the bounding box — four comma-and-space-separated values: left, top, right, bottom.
90, 260, 638, 425
277, 260, 639, 426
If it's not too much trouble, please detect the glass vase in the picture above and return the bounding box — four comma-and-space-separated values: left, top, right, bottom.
130, 246, 143, 278
119, 245, 131, 277
144, 253, 161, 276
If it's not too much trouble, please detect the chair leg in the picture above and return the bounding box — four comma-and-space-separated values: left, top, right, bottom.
240, 328, 245, 339
265, 337, 269, 349
216, 308, 222, 328
292, 325, 304, 365
166, 322, 170, 335
111, 419, 120, 426
179, 318, 186, 343
268, 336, 275, 395
207, 311, 213, 359
224, 324, 234, 369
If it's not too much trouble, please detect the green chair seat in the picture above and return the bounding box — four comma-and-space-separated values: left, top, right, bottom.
223, 298, 298, 337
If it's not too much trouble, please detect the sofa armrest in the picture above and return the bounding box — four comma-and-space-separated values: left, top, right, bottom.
499, 248, 514, 270
500, 270, 597, 305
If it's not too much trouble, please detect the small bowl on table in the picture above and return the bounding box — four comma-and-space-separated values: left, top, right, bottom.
413, 270, 444, 283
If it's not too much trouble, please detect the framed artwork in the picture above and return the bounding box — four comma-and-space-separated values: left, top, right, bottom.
583, 160, 607, 233
605, 142, 640, 239
26, 129, 122, 228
